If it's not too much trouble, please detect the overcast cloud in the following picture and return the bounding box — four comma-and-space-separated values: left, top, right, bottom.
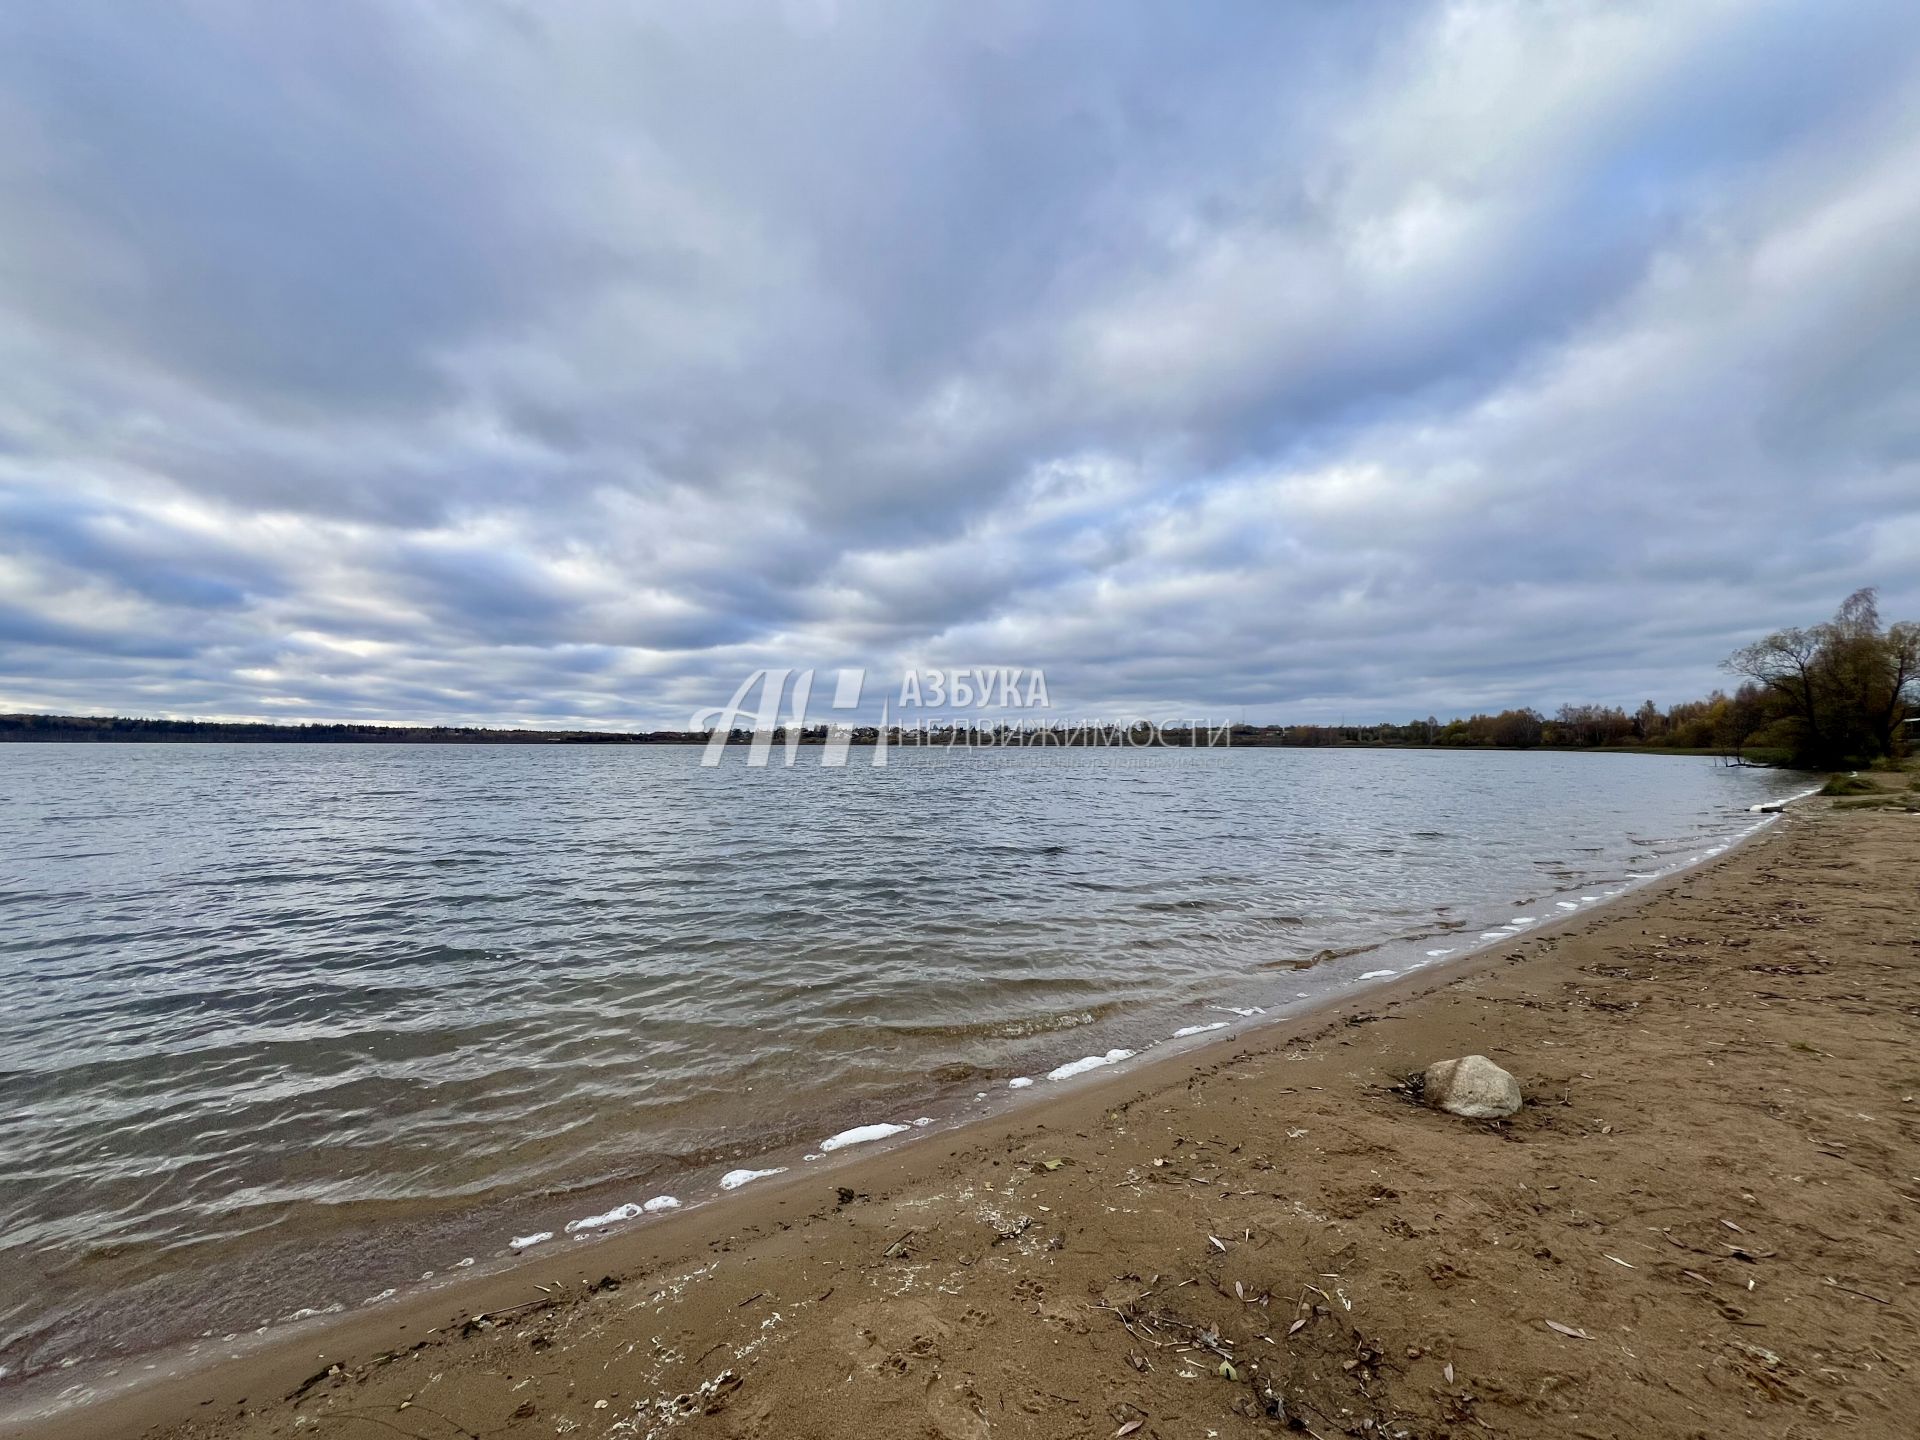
2, 0, 1917, 727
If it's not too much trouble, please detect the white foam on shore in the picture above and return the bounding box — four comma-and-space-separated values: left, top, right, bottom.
1359, 969, 1396, 980
562, 1192, 682, 1234
912, 1117, 934, 1127
1047, 1048, 1135, 1082
1214, 1004, 1264, 1017
719, 1167, 786, 1190
1007, 1076, 1034, 1088
1557, 901, 1578, 910
1173, 1022, 1228, 1038
509, 1232, 552, 1251
1425, 948, 1455, 957
281, 1301, 347, 1323
819, 1122, 911, 1152
566, 1203, 643, 1234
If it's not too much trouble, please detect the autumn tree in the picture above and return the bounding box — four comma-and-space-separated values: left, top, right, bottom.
1725, 588, 1918, 766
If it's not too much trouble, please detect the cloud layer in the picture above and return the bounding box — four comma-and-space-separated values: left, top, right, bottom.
3, 1, 1918, 726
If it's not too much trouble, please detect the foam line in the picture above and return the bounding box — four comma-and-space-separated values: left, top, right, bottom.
719, 1167, 786, 1190
819, 1122, 910, 1152
565, 1203, 643, 1234
1046, 1048, 1134, 1082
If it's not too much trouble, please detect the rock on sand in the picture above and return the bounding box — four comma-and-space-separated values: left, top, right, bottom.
1422, 1055, 1523, 1119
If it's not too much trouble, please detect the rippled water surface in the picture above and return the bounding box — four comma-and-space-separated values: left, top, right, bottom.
0, 744, 1806, 1402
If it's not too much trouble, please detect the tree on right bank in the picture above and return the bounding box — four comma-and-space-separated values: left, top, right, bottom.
1726, 588, 1919, 769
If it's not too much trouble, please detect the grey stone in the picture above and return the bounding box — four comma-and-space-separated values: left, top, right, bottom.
1422, 1055, 1522, 1119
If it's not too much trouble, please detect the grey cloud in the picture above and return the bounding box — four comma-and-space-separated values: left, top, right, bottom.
1, 2, 1918, 727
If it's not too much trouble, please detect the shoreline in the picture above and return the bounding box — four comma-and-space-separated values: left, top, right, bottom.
0, 772, 1796, 1424
16, 788, 1907, 1438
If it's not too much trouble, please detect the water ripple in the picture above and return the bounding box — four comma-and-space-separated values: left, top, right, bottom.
0, 744, 1803, 1384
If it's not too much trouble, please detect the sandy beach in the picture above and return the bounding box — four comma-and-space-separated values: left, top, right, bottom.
19, 787, 1919, 1440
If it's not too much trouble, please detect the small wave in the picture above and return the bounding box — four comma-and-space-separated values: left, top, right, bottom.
1172, 1022, 1227, 1038
881, 1007, 1110, 1041
277, 1301, 345, 1324
1359, 969, 1395, 980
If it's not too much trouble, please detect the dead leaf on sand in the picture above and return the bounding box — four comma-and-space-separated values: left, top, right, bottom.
1545, 1320, 1593, 1340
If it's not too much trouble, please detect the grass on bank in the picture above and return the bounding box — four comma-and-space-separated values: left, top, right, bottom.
1823, 762, 1920, 810
1822, 774, 1880, 796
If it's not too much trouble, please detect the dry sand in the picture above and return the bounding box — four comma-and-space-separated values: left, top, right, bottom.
18, 791, 1920, 1440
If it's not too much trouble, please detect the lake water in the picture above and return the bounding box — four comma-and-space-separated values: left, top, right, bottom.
0, 743, 1807, 1410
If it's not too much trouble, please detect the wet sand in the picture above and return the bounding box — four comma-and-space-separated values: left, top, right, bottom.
18, 794, 1920, 1439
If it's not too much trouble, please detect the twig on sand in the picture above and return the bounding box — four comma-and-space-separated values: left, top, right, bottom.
1824, 1278, 1890, 1305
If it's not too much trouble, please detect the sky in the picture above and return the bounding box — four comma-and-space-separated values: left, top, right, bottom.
2, 1, 1918, 729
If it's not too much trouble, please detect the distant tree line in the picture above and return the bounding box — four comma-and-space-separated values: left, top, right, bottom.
0, 715, 681, 744
1226, 692, 1769, 755
5, 592, 1910, 764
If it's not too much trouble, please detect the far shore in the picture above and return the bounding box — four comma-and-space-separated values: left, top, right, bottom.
13, 775, 1916, 1440
2, 710, 1790, 762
